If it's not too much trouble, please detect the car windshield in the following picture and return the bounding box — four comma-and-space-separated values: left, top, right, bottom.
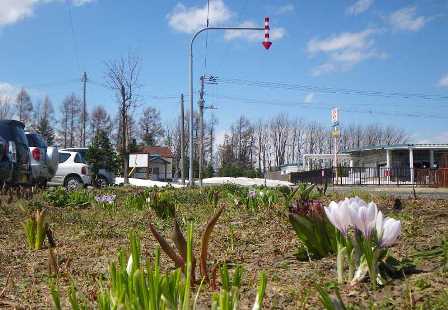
26, 133, 47, 148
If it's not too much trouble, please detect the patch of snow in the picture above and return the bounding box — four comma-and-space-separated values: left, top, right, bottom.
115, 177, 292, 188
115, 177, 185, 188
201, 177, 293, 187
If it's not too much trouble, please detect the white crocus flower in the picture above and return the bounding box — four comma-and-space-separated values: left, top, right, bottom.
126, 255, 133, 275
379, 217, 401, 247
324, 200, 352, 235
349, 199, 378, 239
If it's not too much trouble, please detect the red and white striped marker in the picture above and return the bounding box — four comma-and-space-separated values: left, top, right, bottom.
262, 17, 272, 50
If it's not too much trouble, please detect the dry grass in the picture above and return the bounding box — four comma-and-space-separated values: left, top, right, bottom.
0, 187, 448, 309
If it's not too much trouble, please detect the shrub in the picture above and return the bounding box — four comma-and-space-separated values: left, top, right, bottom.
43, 188, 91, 208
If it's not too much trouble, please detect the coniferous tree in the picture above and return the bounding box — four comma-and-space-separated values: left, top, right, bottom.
35, 96, 55, 145
86, 129, 118, 180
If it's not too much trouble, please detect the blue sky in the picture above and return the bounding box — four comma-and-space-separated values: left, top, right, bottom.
0, 0, 447, 143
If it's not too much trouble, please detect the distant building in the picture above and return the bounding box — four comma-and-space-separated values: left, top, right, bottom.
346, 144, 448, 168
298, 143, 448, 187
129, 146, 173, 181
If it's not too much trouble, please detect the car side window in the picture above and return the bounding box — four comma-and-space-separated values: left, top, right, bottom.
74, 153, 85, 164
59, 153, 70, 163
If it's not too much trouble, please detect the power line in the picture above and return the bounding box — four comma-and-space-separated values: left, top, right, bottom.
207, 94, 448, 120
209, 76, 448, 101
66, 2, 82, 75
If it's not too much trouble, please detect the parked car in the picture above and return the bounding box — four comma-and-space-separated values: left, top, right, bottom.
0, 136, 13, 184
48, 151, 91, 190
0, 120, 32, 185
60, 147, 115, 187
25, 132, 59, 187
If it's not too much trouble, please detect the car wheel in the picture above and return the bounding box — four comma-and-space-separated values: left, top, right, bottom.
96, 176, 108, 188
65, 175, 83, 190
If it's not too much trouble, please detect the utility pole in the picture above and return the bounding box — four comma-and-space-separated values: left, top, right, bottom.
198, 76, 205, 187
180, 94, 185, 185
81, 72, 87, 147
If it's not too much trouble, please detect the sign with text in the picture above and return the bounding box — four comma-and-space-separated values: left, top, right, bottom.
331, 107, 339, 125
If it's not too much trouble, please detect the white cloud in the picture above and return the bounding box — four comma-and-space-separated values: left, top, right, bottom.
275, 4, 295, 15
224, 20, 286, 42
0, 0, 34, 26
0, 0, 93, 26
415, 131, 448, 144
304, 93, 314, 103
0, 82, 19, 98
307, 28, 385, 76
167, 0, 233, 33
346, 0, 374, 16
388, 6, 428, 32
438, 74, 448, 88
71, 0, 94, 6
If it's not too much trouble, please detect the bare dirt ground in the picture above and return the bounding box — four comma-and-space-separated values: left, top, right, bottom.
1, 188, 448, 309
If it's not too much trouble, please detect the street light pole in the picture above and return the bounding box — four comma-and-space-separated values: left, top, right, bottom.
188, 26, 266, 186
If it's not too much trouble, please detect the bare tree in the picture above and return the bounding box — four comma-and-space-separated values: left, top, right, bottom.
59, 94, 81, 148
16, 88, 33, 126
90, 105, 112, 140
270, 113, 289, 167
139, 106, 164, 146
0, 96, 14, 120
105, 54, 141, 184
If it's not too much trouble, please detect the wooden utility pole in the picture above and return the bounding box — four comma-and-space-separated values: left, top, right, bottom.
81, 72, 87, 147
198, 76, 205, 187
121, 85, 129, 185
180, 94, 185, 185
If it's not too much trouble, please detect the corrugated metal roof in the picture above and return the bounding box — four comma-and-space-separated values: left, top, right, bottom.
344, 143, 448, 153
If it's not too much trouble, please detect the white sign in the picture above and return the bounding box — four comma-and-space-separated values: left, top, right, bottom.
331, 107, 339, 124
129, 154, 148, 168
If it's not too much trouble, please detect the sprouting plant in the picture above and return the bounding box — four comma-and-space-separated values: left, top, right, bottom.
50, 226, 195, 309
43, 187, 69, 208
67, 190, 91, 208
124, 192, 147, 210
147, 190, 175, 219
43, 188, 91, 208
149, 204, 226, 288
207, 189, 220, 207
211, 265, 267, 310
253, 272, 267, 310
49, 279, 62, 310
410, 238, 448, 272
316, 285, 347, 310
288, 199, 337, 259
282, 183, 318, 206
23, 209, 47, 250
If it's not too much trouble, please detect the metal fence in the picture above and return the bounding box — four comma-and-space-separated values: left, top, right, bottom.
293, 167, 448, 187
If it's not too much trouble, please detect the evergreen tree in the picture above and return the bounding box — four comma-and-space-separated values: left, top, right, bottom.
35, 96, 55, 145
86, 130, 118, 179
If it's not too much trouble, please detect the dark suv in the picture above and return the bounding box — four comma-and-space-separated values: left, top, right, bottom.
0, 120, 32, 185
